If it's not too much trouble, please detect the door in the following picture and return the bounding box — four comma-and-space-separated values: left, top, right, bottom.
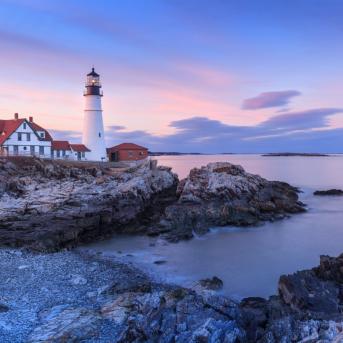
30, 146, 35, 156
13, 145, 18, 155
77, 152, 81, 160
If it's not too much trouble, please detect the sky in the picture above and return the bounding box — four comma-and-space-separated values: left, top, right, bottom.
1, 0, 343, 153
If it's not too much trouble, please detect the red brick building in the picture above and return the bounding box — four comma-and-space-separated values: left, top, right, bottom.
107, 143, 148, 162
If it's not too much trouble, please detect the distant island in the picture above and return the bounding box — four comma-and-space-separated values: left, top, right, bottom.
149, 152, 331, 157
262, 152, 329, 157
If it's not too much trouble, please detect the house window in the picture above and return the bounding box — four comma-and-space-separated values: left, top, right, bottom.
39, 146, 44, 155
40, 132, 45, 138
81, 152, 85, 158
27, 133, 31, 141
23, 146, 27, 151
57, 150, 60, 158
18, 133, 22, 141
139, 151, 144, 156
23, 123, 26, 129
128, 151, 133, 157
62, 150, 66, 157
98, 132, 101, 138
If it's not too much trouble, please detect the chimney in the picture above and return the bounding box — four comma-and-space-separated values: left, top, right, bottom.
29, 116, 33, 123
14, 113, 19, 120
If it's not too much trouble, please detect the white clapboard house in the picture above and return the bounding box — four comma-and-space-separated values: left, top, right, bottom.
0, 113, 90, 161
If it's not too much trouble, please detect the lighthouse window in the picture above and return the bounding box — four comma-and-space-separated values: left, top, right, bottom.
99, 132, 101, 138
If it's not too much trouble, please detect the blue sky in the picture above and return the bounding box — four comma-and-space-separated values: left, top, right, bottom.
0, 0, 343, 152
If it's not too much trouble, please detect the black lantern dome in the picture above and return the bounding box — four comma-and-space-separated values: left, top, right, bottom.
84, 68, 103, 96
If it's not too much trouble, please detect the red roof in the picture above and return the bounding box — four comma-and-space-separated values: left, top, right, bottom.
29, 122, 53, 141
107, 143, 148, 153
70, 144, 90, 152
52, 141, 71, 150
0, 119, 25, 145
0, 117, 53, 144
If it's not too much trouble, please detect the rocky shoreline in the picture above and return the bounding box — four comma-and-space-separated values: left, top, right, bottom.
0, 158, 305, 251
3, 157, 341, 341
1, 247, 343, 342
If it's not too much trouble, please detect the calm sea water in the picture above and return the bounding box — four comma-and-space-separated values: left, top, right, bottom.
86, 154, 343, 299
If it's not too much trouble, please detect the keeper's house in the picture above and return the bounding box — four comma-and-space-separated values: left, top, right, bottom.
0, 113, 52, 157
0, 113, 90, 161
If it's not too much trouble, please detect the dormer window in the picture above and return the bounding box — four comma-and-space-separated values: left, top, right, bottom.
40, 132, 45, 138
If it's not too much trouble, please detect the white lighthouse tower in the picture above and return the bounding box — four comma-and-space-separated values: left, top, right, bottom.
82, 68, 107, 161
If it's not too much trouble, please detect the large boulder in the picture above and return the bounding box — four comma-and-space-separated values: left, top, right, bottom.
151, 162, 306, 241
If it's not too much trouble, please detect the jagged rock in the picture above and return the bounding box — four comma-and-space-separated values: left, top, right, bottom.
277, 254, 343, 317
314, 254, 343, 283
278, 270, 340, 315
152, 162, 306, 241
238, 253, 343, 341
198, 276, 224, 290
314, 189, 343, 196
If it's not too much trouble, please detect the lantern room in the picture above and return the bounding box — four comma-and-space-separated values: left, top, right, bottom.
84, 68, 103, 96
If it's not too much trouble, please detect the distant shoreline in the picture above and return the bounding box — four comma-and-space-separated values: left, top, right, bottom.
149, 152, 336, 157
262, 153, 330, 157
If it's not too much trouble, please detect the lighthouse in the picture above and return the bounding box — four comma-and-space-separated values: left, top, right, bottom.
82, 68, 107, 161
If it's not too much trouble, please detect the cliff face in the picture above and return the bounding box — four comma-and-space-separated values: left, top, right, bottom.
0, 158, 178, 251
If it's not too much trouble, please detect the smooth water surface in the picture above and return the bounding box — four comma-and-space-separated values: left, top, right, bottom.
86, 154, 343, 299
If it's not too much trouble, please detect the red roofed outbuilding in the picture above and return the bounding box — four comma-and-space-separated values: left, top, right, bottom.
51, 141, 91, 160
107, 143, 148, 162
70, 144, 91, 152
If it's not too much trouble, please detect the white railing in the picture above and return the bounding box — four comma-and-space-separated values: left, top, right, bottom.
0, 150, 52, 159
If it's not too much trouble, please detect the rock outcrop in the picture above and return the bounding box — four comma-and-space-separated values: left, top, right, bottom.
240, 253, 343, 342
150, 162, 306, 241
0, 157, 178, 251
0, 159, 306, 250
278, 254, 343, 318
314, 189, 343, 196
